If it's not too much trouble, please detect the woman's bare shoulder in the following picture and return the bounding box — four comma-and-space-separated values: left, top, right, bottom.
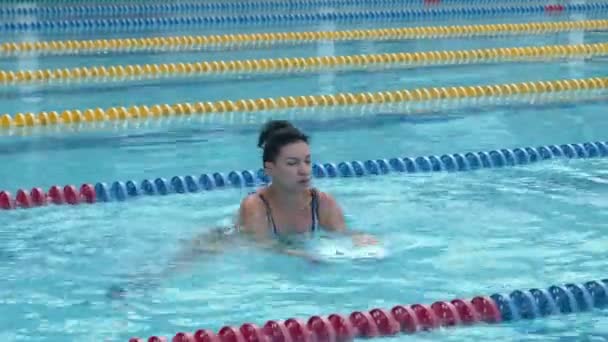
238, 189, 268, 222
240, 189, 266, 209
315, 189, 340, 208
237, 189, 271, 234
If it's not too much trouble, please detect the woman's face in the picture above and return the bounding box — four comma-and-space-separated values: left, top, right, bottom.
265, 141, 312, 191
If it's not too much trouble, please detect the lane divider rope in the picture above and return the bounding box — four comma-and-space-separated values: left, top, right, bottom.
0, 3, 598, 32
1, 140, 606, 210
1, 42, 606, 85
1, 76, 607, 130
0, 0, 559, 17
2, 88, 600, 137
3, 21, 602, 56
130, 278, 608, 341
0, 0, 559, 7
3, 19, 607, 57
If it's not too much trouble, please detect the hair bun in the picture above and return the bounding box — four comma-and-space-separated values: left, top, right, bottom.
257, 120, 295, 148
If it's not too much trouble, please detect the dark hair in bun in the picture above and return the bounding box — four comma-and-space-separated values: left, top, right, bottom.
258, 120, 309, 163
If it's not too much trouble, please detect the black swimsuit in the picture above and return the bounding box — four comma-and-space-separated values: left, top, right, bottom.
258, 189, 320, 235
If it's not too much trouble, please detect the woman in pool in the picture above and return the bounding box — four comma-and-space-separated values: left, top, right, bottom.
107, 120, 378, 298
235, 120, 377, 260
173, 120, 377, 265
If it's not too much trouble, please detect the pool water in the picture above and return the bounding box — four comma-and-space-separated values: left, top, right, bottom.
1, 3, 608, 342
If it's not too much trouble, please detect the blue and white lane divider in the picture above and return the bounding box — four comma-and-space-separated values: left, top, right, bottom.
1, 3, 605, 32
86, 140, 608, 202
2, 140, 606, 210
491, 279, 608, 322
0, 0, 561, 17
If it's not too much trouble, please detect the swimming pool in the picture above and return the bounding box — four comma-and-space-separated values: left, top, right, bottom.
1, 1, 608, 341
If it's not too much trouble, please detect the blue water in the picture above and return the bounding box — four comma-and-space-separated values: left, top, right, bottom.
1, 4, 608, 342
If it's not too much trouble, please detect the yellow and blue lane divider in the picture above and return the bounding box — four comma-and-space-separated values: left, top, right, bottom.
1, 139, 607, 210
3, 20, 607, 57
1, 76, 607, 129
132, 278, 608, 342
1, 3, 604, 32
2, 89, 595, 137
1, 42, 606, 85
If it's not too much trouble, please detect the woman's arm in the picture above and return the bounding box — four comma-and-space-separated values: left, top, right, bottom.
316, 192, 347, 232
317, 192, 378, 245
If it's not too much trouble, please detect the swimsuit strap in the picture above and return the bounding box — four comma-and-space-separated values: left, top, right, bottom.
310, 188, 320, 232
257, 193, 278, 235
258, 189, 320, 235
